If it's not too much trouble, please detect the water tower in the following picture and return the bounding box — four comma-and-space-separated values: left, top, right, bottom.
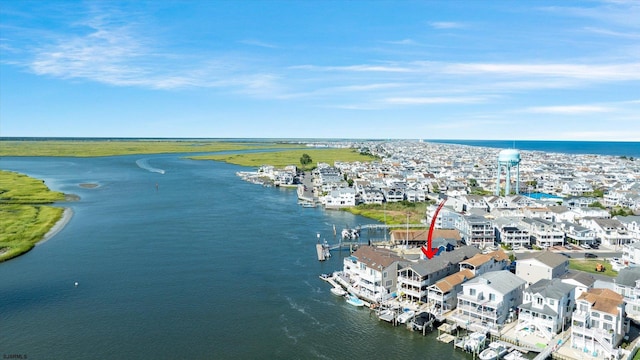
495, 149, 521, 196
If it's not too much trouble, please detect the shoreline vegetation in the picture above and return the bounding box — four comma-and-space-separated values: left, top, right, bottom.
0, 139, 412, 262
0, 170, 68, 262
0, 139, 303, 157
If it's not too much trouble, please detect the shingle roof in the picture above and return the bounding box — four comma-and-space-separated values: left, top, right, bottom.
432, 269, 475, 293
616, 267, 640, 288
351, 245, 402, 270
560, 271, 596, 287
578, 288, 624, 316
464, 270, 526, 295
526, 278, 575, 300
519, 251, 568, 269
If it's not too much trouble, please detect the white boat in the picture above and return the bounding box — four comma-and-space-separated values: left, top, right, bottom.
503, 350, 524, 360
345, 294, 364, 307
396, 309, 415, 324
463, 332, 487, 353
479, 341, 508, 360
330, 287, 347, 296
377, 308, 397, 323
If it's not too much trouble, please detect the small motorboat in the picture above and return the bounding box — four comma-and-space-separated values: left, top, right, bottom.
503, 350, 524, 360
479, 341, 508, 360
330, 287, 347, 296
396, 309, 415, 324
345, 294, 364, 307
463, 332, 487, 353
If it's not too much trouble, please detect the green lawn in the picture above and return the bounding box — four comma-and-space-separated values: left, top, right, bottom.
0, 170, 67, 262
342, 202, 430, 225
569, 259, 618, 277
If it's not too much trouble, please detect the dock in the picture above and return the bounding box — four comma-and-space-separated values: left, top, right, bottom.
316, 242, 331, 261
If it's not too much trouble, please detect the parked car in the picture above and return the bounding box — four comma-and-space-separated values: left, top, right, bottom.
580, 243, 591, 249
589, 243, 599, 249
523, 243, 532, 250
585, 253, 597, 258
565, 244, 573, 250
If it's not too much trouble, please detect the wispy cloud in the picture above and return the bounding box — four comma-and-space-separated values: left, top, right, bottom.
428, 21, 466, 29
523, 105, 613, 114
240, 39, 278, 48
445, 62, 640, 81
384, 96, 488, 105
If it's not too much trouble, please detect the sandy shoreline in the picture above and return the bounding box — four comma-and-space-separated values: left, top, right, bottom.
36, 207, 73, 246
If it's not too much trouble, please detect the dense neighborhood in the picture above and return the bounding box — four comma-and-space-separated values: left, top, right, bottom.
240, 140, 640, 360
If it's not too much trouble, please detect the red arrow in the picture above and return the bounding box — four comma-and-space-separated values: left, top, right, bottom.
422, 199, 447, 259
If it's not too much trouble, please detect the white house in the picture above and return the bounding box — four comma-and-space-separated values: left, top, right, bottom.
342, 246, 404, 302
570, 288, 626, 359
454, 270, 526, 331
582, 218, 634, 248
519, 218, 565, 248
622, 242, 640, 267
517, 278, 575, 340
427, 269, 475, 316
560, 271, 595, 302
614, 267, 640, 322
324, 187, 356, 209
516, 251, 569, 286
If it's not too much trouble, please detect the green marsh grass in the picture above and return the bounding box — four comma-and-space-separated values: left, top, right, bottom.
0, 170, 66, 262
0, 140, 300, 157
191, 148, 378, 170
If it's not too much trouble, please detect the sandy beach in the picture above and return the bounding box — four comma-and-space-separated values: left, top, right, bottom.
36, 207, 73, 246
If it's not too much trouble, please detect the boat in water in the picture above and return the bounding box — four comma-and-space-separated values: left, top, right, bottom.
396, 309, 415, 324
377, 308, 397, 323
463, 332, 487, 353
345, 294, 365, 307
503, 350, 525, 360
409, 312, 435, 332
330, 287, 347, 297
479, 341, 508, 360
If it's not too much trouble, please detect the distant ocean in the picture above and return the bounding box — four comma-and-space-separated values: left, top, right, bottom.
426, 140, 640, 158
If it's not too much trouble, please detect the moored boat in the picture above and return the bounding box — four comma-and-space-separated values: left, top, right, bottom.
479, 341, 508, 360
463, 331, 487, 353
330, 287, 347, 296
345, 294, 365, 307
396, 309, 415, 324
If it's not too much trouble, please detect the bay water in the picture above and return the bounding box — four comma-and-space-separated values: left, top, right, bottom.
0, 154, 469, 359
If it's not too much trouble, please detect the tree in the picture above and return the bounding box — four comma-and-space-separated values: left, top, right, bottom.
299, 153, 312, 167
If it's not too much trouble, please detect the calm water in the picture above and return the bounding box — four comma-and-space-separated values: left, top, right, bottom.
0, 155, 471, 360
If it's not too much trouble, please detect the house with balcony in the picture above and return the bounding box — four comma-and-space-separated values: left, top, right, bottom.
342, 246, 404, 303
561, 181, 593, 196
570, 288, 626, 359
616, 215, 640, 242
558, 221, 597, 247
622, 242, 640, 267
494, 218, 530, 248
519, 218, 565, 248
396, 246, 479, 303
582, 218, 633, 248
454, 270, 526, 331
614, 267, 640, 322
324, 187, 356, 209
516, 251, 569, 286
457, 214, 495, 249
517, 278, 575, 341
459, 249, 510, 276
426, 269, 475, 317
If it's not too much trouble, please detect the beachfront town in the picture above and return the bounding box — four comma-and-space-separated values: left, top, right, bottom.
238, 140, 640, 360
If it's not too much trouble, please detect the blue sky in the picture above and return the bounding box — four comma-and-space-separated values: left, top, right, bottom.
1, 0, 639, 140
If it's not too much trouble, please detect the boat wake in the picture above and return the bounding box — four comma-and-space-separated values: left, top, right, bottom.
135, 158, 166, 174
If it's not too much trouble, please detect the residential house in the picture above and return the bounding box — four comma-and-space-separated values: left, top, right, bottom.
516, 251, 569, 286
427, 269, 475, 316
616, 215, 640, 242
561, 181, 593, 196
494, 218, 531, 248
459, 250, 510, 276
519, 218, 565, 248
324, 187, 356, 209
614, 267, 640, 322
396, 246, 479, 303
582, 218, 633, 248
455, 270, 526, 331
560, 271, 596, 302
457, 214, 495, 249
570, 288, 626, 359
558, 221, 597, 247
342, 246, 404, 302
517, 278, 575, 340
622, 242, 640, 267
